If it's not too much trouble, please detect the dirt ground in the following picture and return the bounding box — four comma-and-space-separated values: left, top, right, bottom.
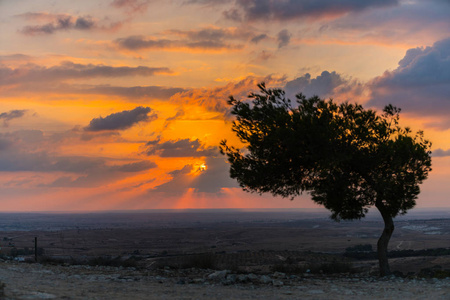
0, 260, 449, 300
0, 211, 448, 299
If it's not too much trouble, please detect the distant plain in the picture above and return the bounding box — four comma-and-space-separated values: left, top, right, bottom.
0, 209, 449, 274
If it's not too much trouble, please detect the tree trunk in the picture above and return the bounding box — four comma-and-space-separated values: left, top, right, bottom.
376, 201, 394, 276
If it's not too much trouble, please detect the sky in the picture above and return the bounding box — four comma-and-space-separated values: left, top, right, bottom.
1, 0, 450, 212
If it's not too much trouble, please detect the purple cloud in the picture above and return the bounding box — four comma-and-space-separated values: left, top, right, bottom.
85, 106, 157, 131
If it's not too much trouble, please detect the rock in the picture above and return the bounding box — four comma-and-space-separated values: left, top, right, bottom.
272, 272, 286, 279
272, 280, 284, 287
259, 275, 272, 284
308, 289, 325, 295
208, 270, 229, 281
193, 278, 205, 284
237, 274, 249, 283
247, 273, 258, 281
22, 291, 57, 299
224, 274, 237, 284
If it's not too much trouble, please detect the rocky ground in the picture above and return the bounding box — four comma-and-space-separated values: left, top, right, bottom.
0, 260, 449, 300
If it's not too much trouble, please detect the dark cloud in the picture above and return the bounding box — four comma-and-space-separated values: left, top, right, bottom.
163, 109, 185, 129
251, 34, 268, 44
20, 15, 96, 35
111, 0, 150, 14
115, 36, 173, 50
183, 0, 231, 5
116, 26, 265, 51
432, 148, 450, 157
110, 160, 157, 172
0, 53, 32, 63
0, 138, 12, 151
75, 17, 96, 30
151, 156, 239, 195
169, 27, 252, 41
144, 138, 216, 157
255, 50, 274, 61
368, 37, 450, 127
170, 74, 287, 117
0, 130, 156, 188
0, 62, 172, 86
284, 71, 348, 99
43, 159, 156, 188
0, 110, 28, 127
222, 8, 242, 22
84, 106, 157, 132
277, 29, 291, 48
115, 34, 243, 51
320, 1, 450, 46
76, 85, 186, 100
224, 0, 399, 22
80, 130, 121, 142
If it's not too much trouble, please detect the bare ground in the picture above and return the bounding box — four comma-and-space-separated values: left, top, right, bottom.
0, 260, 449, 300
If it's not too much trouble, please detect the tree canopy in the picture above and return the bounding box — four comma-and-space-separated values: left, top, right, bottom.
220, 83, 432, 275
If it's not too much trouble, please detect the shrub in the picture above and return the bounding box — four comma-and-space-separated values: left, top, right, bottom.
346, 244, 373, 252
87, 256, 138, 268
271, 263, 306, 274
0, 281, 5, 297
311, 262, 354, 274
181, 253, 217, 269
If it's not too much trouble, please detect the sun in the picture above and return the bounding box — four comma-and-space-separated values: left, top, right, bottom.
199, 163, 207, 172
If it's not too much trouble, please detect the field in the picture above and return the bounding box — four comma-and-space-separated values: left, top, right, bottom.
0, 209, 449, 275
0, 209, 449, 299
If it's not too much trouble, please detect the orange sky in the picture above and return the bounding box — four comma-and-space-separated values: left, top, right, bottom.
1, 0, 450, 211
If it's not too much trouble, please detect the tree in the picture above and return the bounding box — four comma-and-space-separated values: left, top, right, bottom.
220, 83, 432, 276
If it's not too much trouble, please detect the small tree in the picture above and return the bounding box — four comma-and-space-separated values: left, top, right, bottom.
220, 83, 432, 276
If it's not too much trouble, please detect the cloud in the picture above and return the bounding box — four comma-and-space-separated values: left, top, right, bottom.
277, 29, 291, 48
115, 34, 243, 51
0, 110, 28, 127
19, 14, 97, 35
0, 130, 156, 188
110, 160, 157, 172
0, 62, 172, 87
144, 138, 216, 157
84, 106, 157, 132
251, 34, 268, 44
43, 160, 157, 188
111, 0, 151, 14
284, 71, 359, 100
151, 156, 238, 195
367, 37, 450, 127
224, 0, 399, 22
115, 26, 268, 52
74, 85, 186, 100
183, 0, 232, 5
163, 109, 185, 129
319, 1, 450, 46
169, 74, 287, 117
168, 26, 252, 42
432, 148, 450, 157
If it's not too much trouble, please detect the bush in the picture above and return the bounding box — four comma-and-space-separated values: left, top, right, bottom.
0, 281, 5, 297
271, 263, 306, 274
310, 262, 354, 274
272, 261, 353, 275
87, 256, 138, 268
346, 244, 373, 252
181, 253, 217, 269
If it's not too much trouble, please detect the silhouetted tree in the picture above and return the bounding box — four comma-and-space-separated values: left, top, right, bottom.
220, 83, 432, 276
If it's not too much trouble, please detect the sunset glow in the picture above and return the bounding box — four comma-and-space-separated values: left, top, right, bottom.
1, 0, 450, 211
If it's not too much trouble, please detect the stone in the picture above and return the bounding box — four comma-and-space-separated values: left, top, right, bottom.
272, 272, 286, 279
259, 275, 272, 284
207, 270, 229, 281
272, 280, 284, 287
